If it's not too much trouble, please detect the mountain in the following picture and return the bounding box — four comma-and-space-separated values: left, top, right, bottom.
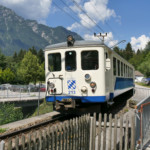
0, 5, 83, 56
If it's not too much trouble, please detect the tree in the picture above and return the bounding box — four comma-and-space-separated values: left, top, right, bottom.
2, 68, 15, 83
18, 49, 26, 62
0, 50, 6, 70
37, 49, 44, 63
0, 69, 3, 84
37, 62, 45, 82
124, 43, 134, 60
29, 46, 37, 56
138, 52, 150, 77
18, 51, 41, 84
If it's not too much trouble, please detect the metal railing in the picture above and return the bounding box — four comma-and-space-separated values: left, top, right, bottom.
0, 84, 45, 100
135, 96, 150, 150
132, 87, 150, 102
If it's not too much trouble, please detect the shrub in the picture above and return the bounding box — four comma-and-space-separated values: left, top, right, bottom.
0, 103, 23, 125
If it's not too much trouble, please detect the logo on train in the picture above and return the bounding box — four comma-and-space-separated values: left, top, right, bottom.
67, 80, 76, 94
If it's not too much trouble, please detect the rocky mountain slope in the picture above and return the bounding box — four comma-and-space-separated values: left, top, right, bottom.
0, 5, 83, 55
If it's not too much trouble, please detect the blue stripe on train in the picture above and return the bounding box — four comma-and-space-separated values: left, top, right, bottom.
46, 96, 106, 103
114, 77, 134, 90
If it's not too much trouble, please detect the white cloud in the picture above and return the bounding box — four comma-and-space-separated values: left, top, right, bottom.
83, 32, 118, 47
67, 22, 81, 31
0, 0, 52, 22
69, 0, 116, 29
131, 35, 150, 52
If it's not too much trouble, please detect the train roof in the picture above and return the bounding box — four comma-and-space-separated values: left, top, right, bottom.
44, 40, 106, 50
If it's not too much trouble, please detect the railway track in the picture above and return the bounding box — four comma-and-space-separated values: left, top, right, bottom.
0, 90, 133, 141
0, 114, 73, 141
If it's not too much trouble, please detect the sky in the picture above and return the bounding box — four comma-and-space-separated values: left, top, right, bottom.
0, 0, 150, 52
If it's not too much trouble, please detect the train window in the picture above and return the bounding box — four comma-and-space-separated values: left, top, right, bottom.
65, 51, 76, 71
113, 57, 116, 75
117, 60, 120, 76
48, 53, 61, 72
81, 51, 98, 70
124, 64, 126, 77
121, 62, 123, 76
126, 65, 128, 77
128, 67, 130, 77
105, 52, 108, 59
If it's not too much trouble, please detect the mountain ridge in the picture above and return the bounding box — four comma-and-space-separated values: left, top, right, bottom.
0, 5, 83, 56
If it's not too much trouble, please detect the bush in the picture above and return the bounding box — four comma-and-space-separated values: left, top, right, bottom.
0, 103, 23, 125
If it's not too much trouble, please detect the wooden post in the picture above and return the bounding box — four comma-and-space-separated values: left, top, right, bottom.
108, 114, 112, 150
7, 139, 12, 150
125, 115, 129, 150
131, 113, 135, 150
98, 113, 102, 150
119, 115, 123, 150
113, 115, 118, 150
15, 136, 19, 150
102, 113, 107, 150
89, 117, 94, 150
0, 140, 5, 150
92, 113, 96, 150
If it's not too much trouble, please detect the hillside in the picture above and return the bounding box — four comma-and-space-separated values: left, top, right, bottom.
0, 5, 83, 56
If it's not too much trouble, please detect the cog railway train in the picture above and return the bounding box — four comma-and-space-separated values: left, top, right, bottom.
44, 35, 134, 113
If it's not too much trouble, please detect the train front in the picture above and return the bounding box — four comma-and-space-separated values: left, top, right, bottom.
44, 36, 106, 113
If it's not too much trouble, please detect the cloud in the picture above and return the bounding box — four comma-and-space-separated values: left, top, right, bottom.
130, 35, 150, 52
0, 0, 52, 22
69, 0, 116, 29
67, 22, 81, 31
84, 32, 118, 47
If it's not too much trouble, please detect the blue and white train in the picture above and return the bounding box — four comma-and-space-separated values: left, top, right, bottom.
44, 35, 134, 112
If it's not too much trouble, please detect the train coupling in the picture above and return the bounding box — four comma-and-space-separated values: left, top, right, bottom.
55, 98, 76, 110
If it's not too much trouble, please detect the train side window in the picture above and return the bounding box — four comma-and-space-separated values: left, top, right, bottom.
121, 62, 123, 76
105, 52, 108, 59
48, 53, 61, 72
117, 60, 120, 76
113, 57, 116, 75
128, 67, 130, 77
81, 51, 98, 70
126, 65, 128, 77
65, 51, 76, 71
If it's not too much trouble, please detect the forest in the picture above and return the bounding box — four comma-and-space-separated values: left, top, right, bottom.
0, 47, 45, 85
113, 41, 150, 77
0, 41, 150, 85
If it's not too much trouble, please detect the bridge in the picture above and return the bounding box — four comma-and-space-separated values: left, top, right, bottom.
0, 84, 46, 107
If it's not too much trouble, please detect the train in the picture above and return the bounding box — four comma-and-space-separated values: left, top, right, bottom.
44, 35, 134, 113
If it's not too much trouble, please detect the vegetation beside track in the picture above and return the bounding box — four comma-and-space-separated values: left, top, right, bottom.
135, 82, 150, 88
30, 99, 53, 117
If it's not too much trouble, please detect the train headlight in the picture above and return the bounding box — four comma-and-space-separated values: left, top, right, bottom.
49, 82, 55, 88
85, 74, 91, 81
81, 86, 87, 93
90, 82, 96, 88
67, 35, 75, 47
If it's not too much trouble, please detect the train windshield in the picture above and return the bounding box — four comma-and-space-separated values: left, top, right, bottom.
48, 53, 61, 72
81, 50, 99, 70
65, 51, 76, 71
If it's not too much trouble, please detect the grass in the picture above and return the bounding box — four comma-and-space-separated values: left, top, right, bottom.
135, 82, 150, 88
31, 99, 53, 117
0, 128, 7, 133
